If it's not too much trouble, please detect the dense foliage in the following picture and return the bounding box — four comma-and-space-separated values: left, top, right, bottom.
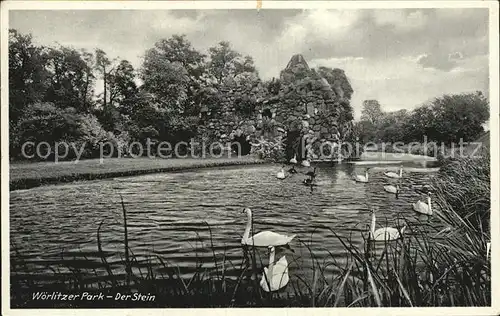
355, 93, 489, 147
8, 30, 259, 161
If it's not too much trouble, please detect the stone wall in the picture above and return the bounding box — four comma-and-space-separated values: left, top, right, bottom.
196, 54, 356, 161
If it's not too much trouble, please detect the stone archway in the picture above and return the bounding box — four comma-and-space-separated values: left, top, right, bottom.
262, 108, 273, 119
231, 134, 252, 156
285, 130, 302, 161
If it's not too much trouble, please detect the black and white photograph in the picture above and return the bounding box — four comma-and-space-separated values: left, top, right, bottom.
1, 1, 498, 314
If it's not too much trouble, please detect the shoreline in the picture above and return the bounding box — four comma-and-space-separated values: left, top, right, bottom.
9, 152, 439, 191
9, 156, 268, 191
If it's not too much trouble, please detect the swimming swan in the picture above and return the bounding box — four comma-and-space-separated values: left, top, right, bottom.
301, 160, 311, 167
289, 155, 297, 164
241, 208, 296, 247
305, 167, 317, 179
354, 168, 370, 183
369, 208, 406, 241
276, 167, 286, 180
385, 167, 403, 179
412, 194, 433, 215
260, 246, 289, 292
384, 184, 400, 198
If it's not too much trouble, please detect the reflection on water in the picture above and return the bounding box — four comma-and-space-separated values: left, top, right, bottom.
10, 162, 441, 284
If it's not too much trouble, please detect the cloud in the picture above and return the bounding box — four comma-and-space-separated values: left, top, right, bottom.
9, 8, 490, 119
372, 9, 428, 31
417, 53, 458, 71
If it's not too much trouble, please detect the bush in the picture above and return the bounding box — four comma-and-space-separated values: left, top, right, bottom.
250, 136, 285, 162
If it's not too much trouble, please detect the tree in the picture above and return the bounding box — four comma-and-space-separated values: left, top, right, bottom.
152, 35, 205, 78
109, 60, 138, 111
8, 29, 50, 124
361, 100, 384, 125
94, 48, 115, 108
44, 46, 96, 112
207, 41, 256, 83
141, 49, 190, 112
378, 109, 409, 143
429, 92, 489, 143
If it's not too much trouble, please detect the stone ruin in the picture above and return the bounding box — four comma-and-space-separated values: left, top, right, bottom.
195, 54, 356, 161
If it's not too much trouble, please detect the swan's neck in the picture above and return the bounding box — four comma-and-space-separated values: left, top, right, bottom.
268, 247, 276, 268
365, 171, 369, 180
399, 168, 403, 177
370, 212, 376, 237
243, 210, 252, 241
428, 196, 432, 211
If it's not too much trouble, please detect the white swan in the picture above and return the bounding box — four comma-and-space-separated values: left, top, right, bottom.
241, 208, 296, 247
354, 168, 369, 183
413, 194, 433, 215
384, 184, 400, 196
289, 154, 297, 164
301, 160, 311, 167
260, 246, 289, 292
369, 209, 405, 241
385, 167, 403, 179
276, 167, 286, 180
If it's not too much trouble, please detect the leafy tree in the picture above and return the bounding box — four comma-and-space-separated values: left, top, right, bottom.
361, 100, 384, 125
8, 29, 50, 124
17, 102, 81, 145
429, 92, 489, 143
152, 35, 205, 77
109, 60, 138, 111
207, 41, 256, 83
141, 46, 192, 113
44, 46, 96, 112
94, 48, 116, 108
378, 109, 409, 143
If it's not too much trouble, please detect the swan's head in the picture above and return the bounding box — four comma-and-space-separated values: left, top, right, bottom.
243, 208, 251, 215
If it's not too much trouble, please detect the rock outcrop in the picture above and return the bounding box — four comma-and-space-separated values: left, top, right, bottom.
195, 54, 357, 161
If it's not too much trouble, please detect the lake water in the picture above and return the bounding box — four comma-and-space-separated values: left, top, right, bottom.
10, 162, 442, 287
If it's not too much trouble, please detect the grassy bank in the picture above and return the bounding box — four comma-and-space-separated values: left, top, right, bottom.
11, 148, 490, 307
10, 152, 439, 191
9, 156, 266, 190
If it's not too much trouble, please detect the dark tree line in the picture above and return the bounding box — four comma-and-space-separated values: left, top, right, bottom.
9, 30, 260, 160
355, 93, 489, 146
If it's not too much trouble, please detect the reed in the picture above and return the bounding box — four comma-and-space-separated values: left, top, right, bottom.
10, 149, 490, 307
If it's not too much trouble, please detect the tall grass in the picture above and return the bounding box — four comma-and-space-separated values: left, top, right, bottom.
10, 148, 490, 307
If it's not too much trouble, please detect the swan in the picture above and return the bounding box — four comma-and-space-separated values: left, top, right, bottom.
384, 184, 400, 198
301, 160, 311, 167
354, 168, 370, 183
412, 193, 433, 215
385, 167, 403, 179
276, 167, 286, 180
289, 154, 297, 164
305, 167, 317, 179
241, 208, 296, 247
260, 246, 289, 292
303, 178, 318, 186
369, 208, 406, 241
288, 166, 297, 174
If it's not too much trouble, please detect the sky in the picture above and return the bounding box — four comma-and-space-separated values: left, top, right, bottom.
9, 9, 489, 119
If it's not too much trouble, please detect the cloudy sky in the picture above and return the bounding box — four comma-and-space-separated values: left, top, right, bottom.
10, 9, 489, 119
